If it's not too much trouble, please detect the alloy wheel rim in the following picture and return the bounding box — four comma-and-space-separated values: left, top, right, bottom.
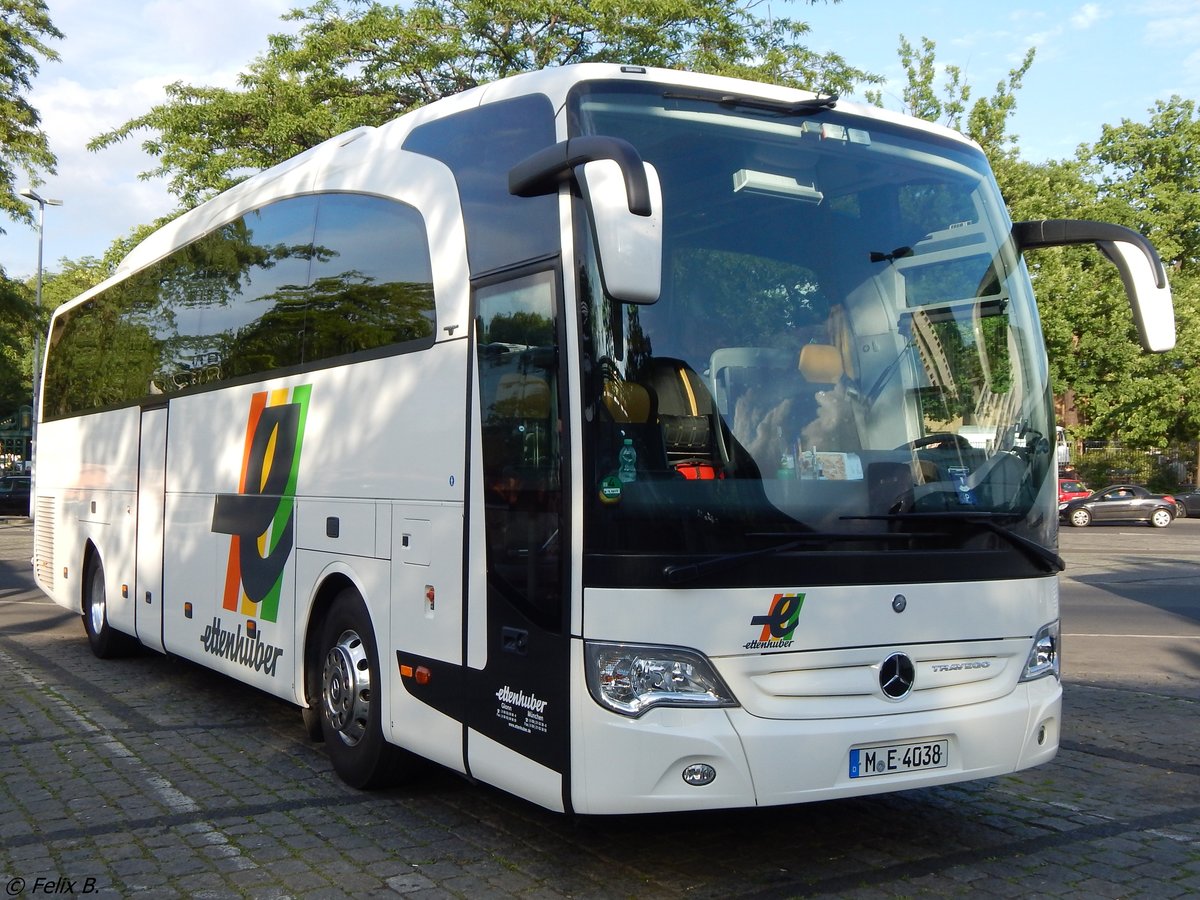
89, 568, 106, 636
322, 629, 371, 746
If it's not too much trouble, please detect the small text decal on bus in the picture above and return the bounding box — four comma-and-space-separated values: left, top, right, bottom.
211, 385, 312, 625
746, 592, 805, 650
496, 685, 549, 735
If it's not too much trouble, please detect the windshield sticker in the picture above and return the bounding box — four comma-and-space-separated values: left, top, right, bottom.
211, 385, 312, 624
746, 592, 805, 650
598, 474, 623, 504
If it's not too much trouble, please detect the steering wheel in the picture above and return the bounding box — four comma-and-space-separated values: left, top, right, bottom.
899, 432, 974, 452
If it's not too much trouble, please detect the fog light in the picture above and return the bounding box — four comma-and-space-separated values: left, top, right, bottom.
682, 763, 716, 786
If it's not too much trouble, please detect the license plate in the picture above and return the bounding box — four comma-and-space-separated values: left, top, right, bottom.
849, 739, 949, 778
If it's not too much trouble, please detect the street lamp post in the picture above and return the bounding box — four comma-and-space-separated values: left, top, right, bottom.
20, 188, 62, 517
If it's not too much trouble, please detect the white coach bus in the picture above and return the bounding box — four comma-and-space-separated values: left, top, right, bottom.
33, 64, 1174, 814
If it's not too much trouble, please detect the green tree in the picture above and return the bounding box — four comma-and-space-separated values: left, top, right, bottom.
1073, 97, 1200, 445
864, 35, 969, 129
0, 275, 36, 410
1010, 101, 1200, 448
871, 34, 1200, 449
0, 1, 60, 415
868, 35, 1035, 205
0, 0, 61, 234
1087, 97, 1200, 274
965, 47, 1035, 165
89, 0, 875, 206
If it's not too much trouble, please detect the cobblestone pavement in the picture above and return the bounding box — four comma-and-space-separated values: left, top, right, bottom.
1, 518, 1197, 898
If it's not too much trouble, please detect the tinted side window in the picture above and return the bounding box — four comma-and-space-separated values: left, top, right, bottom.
44, 268, 163, 417
228, 195, 435, 368
403, 94, 558, 276
164, 197, 319, 387
44, 194, 436, 419
303, 194, 435, 360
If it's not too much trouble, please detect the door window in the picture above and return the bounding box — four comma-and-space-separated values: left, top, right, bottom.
475, 272, 563, 629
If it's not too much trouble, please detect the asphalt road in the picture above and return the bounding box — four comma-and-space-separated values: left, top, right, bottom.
1059, 516, 1200, 694
1, 516, 1197, 898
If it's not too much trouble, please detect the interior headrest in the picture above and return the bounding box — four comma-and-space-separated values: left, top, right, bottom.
798, 344, 843, 383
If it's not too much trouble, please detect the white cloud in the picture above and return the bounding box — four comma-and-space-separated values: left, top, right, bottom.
2, 1, 300, 278
1142, 0, 1200, 46
1069, 4, 1109, 29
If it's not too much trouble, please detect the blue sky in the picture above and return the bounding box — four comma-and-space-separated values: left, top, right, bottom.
3, 0, 1198, 279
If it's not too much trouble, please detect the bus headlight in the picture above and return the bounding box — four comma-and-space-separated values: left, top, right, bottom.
1020, 621, 1060, 682
585, 642, 738, 717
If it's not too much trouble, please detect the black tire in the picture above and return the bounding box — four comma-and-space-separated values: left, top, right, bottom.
317, 589, 415, 788
301, 703, 324, 743
81, 553, 137, 659
1068, 507, 1091, 528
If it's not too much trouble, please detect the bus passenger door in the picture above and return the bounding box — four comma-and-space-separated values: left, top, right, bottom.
394, 270, 568, 811
135, 406, 167, 652
467, 270, 570, 811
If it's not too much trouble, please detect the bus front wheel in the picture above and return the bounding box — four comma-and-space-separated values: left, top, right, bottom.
81, 554, 136, 659
317, 590, 414, 788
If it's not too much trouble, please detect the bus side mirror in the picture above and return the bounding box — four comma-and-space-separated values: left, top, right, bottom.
1012, 219, 1175, 352
509, 135, 662, 305
578, 159, 662, 305
1094, 239, 1174, 352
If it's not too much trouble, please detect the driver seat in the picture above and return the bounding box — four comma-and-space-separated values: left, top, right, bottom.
645, 357, 721, 477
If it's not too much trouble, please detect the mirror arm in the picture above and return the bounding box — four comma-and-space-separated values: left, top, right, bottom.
508, 136, 652, 216
1012, 219, 1168, 289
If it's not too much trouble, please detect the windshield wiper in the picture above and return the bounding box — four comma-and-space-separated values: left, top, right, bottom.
663, 91, 838, 116
843, 512, 1065, 574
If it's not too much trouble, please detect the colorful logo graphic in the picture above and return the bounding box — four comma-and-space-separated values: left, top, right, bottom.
745, 592, 805, 650
211, 385, 311, 624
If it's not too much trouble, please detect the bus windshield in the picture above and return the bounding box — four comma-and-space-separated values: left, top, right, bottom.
571, 81, 1057, 585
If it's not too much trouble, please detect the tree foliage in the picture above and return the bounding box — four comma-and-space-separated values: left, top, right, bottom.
0, 275, 36, 411
1073, 98, 1200, 445
865, 36, 969, 129
0, 0, 61, 234
88, 0, 875, 206
1087, 97, 1200, 274
0, 1, 61, 413
873, 36, 1197, 449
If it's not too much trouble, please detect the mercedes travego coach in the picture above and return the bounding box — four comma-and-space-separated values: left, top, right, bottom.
33, 64, 1175, 814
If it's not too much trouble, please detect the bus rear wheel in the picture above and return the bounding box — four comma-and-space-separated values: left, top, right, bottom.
317, 590, 414, 788
82, 554, 137, 659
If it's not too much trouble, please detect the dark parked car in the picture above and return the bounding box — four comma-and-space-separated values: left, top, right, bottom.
1060, 483, 1176, 528
0, 474, 31, 516
1172, 486, 1200, 518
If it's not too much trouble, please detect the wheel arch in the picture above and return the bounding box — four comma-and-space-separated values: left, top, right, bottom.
302, 569, 363, 714
297, 557, 393, 744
